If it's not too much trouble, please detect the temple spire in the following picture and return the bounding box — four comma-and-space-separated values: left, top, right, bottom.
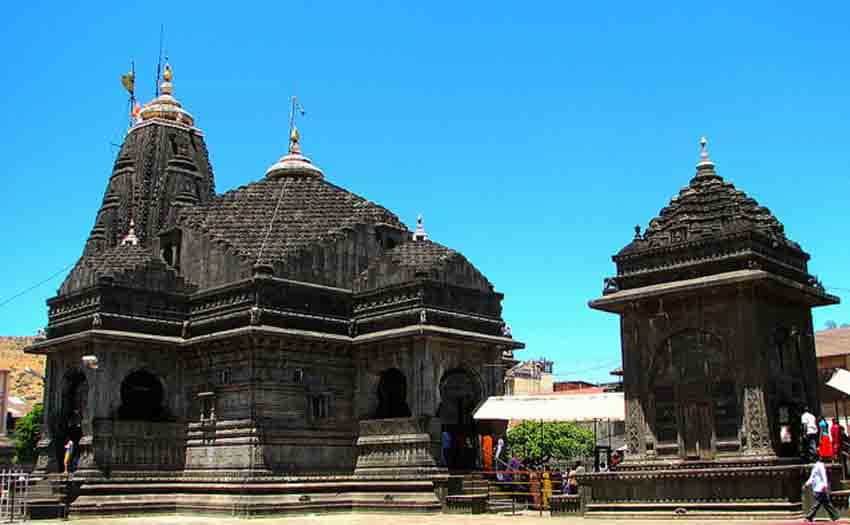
413, 214, 428, 241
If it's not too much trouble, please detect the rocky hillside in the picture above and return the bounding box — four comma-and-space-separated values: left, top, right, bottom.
0, 337, 44, 406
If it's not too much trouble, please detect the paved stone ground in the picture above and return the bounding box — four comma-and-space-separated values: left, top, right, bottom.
32, 514, 850, 525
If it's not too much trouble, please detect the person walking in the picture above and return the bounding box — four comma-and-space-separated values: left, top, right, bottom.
804, 456, 840, 522
802, 407, 818, 462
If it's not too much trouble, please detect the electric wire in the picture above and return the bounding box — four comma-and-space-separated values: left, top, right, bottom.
0, 262, 75, 309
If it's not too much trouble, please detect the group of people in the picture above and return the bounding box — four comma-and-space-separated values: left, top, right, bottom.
494, 460, 574, 509
441, 430, 507, 470
801, 408, 849, 466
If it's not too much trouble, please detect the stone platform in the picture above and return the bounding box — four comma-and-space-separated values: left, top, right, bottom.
42, 473, 445, 518
577, 459, 839, 520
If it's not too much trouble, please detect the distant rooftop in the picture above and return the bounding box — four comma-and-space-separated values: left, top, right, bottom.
816, 327, 850, 358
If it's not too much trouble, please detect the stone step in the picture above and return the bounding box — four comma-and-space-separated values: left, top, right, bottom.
585, 500, 803, 518
488, 497, 525, 514
27, 477, 66, 520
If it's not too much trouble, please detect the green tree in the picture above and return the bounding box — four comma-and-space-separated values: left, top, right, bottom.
506, 420, 594, 467
13, 403, 43, 464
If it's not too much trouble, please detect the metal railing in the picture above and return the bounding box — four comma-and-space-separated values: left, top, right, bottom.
483, 469, 566, 515
0, 470, 29, 522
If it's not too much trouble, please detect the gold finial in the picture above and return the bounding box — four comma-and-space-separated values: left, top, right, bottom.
163, 62, 173, 82
120, 66, 135, 95
288, 96, 305, 154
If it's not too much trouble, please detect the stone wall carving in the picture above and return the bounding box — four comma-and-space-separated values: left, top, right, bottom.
743, 386, 771, 453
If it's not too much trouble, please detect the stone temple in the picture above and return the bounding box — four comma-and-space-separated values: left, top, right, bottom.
26, 65, 522, 517
586, 139, 839, 518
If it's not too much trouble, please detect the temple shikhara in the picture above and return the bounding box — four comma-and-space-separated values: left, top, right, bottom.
26, 64, 522, 517
587, 139, 839, 517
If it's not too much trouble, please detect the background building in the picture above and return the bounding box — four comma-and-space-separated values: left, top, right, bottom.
505, 358, 553, 395
816, 327, 850, 422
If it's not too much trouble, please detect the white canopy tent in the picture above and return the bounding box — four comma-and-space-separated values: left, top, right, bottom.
473, 392, 625, 422
474, 393, 625, 471
827, 368, 850, 396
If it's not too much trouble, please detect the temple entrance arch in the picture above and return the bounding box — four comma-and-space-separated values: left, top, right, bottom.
375, 368, 411, 419
650, 329, 737, 460
438, 368, 482, 470
119, 370, 165, 420
56, 369, 88, 471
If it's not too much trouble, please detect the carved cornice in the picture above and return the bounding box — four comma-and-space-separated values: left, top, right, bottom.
41, 276, 510, 346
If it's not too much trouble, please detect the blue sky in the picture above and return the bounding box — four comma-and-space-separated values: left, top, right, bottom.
0, 2, 847, 382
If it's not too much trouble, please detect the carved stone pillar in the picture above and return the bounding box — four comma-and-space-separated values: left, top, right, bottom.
75, 366, 102, 479
742, 385, 773, 456
625, 396, 645, 457
35, 357, 57, 474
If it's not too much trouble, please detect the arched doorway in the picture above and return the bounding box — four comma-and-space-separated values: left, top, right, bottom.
56, 370, 88, 471
119, 370, 165, 420
650, 329, 737, 459
375, 368, 411, 419
438, 368, 482, 470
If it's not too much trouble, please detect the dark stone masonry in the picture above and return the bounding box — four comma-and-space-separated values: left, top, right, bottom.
587, 139, 840, 518
27, 67, 522, 517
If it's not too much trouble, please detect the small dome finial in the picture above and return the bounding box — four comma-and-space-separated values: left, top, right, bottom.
289, 124, 301, 154
137, 59, 195, 127
697, 136, 715, 169
120, 219, 140, 246
634, 224, 642, 240
413, 214, 429, 241
288, 96, 305, 154
160, 61, 173, 95
264, 97, 322, 179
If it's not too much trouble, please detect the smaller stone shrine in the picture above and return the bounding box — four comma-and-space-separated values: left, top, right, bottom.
587, 139, 840, 518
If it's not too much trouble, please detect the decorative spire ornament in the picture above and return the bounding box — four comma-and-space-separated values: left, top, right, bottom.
413, 214, 428, 241
138, 60, 195, 127
697, 136, 715, 169
120, 219, 140, 246
264, 96, 323, 179
288, 96, 306, 154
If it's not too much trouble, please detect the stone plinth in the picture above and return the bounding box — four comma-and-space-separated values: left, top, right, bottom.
354, 417, 444, 477
577, 460, 840, 519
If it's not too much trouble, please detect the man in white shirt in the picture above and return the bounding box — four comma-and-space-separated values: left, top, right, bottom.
804, 457, 840, 522
802, 407, 818, 462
